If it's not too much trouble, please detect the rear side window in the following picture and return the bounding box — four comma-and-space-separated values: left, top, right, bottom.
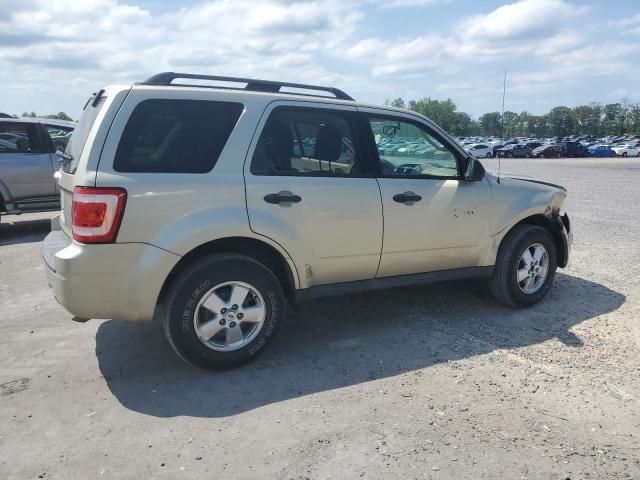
114, 99, 243, 173
250, 107, 360, 176
0, 122, 46, 154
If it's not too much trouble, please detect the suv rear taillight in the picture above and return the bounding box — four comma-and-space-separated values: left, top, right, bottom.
72, 187, 127, 244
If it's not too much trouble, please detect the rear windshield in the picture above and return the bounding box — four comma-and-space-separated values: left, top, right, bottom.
62, 92, 106, 173
113, 99, 243, 173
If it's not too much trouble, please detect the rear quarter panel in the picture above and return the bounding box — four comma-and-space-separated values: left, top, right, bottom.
94, 87, 301, 287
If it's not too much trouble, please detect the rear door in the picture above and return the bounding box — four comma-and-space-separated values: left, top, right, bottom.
244, 102, 383, 287
0, 121, 56, 201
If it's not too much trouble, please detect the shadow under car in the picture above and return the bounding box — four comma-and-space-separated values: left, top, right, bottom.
95, 272, 624, 418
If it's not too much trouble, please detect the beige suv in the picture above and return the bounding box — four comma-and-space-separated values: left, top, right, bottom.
42, 72, 572, 370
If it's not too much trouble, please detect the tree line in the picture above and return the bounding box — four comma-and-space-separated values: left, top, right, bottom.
385, 98, 640, 138
20, 112, 74, 121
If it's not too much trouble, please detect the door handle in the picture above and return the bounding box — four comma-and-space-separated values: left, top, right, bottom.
264, 192, 302, 204
393, 191, 422, 204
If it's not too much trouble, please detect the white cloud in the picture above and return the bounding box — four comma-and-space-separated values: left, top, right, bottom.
608, 12, 640, 34
458, 0, 589, 43
0, 0, 637, 118
381, 0, 445, 8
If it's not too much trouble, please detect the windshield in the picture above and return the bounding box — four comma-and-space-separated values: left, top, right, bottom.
61, 93, 106, 174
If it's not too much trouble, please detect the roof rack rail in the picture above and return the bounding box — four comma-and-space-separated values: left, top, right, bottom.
140, 72, 355, 101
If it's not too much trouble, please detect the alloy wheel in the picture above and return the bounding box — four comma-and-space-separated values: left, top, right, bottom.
193, 281, 266, 352
516, 243, 549, 294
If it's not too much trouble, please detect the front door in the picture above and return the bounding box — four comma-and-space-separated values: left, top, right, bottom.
359, 110, 493, 277
244, 103, 383, 287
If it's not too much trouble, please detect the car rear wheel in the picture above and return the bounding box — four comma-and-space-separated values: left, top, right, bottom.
490, 225, 558, 307
486, 152, 492, 158
525, 153, 531, 158
622, 152, 628, 157
163, 253, 285, 370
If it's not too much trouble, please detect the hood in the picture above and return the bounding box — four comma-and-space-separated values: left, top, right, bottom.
484, 169, 567, 192
501, 174, 566, 192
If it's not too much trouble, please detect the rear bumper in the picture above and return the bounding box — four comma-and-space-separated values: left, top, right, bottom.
42, 216, 180, 322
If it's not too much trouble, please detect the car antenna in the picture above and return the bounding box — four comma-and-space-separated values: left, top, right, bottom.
498, 68, 507, 184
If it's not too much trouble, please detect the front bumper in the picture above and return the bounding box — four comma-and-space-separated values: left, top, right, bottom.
42, 216, 180, 322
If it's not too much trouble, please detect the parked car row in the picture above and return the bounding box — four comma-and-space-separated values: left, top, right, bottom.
458, 134, 640, 159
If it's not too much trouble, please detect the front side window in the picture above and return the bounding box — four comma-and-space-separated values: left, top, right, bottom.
0, 122, 45, 154
251, 107, 360, 176
368, 116, 459, 178
114, 99, 243, 173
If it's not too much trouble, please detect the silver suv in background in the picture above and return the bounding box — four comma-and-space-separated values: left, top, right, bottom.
42, 73, 572, 370
0, 117, 75, 221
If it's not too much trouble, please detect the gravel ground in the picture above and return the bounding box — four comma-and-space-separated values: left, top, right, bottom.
1, 157, 639, 479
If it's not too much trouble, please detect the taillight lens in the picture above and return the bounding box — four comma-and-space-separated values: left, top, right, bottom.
72, 187, 127, 243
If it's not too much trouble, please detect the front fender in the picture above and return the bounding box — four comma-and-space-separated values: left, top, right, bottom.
483, 175, 567, 266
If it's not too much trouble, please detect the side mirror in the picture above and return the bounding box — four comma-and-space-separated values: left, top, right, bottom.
464, 156, 485, 181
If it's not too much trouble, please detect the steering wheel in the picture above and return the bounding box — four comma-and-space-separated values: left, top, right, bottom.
380, 159, 395, 175
394, 163, 421, 176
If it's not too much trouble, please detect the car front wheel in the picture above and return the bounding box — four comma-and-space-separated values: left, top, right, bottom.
490, 225, 558, 307
163, 253, 285, 370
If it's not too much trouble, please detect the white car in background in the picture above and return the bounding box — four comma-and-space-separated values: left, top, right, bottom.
465, 143, 493, 158
612, 144, 640, 157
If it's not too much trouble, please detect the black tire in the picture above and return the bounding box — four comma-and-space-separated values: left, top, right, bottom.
490, 225, 558, 307
163, 253, 285, 370
486, 152, 492, 158
622, 152, 627, 157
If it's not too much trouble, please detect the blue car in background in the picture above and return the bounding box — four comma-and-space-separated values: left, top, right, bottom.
587, 145, 616, 157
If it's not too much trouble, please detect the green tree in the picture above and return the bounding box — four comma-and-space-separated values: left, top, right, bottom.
388, 97, 406, 109
548, 106, 574, 137
502, 111, 519, 137
514, 111, 533, 136
572, 104, 602, 136
479, 112, 502, 137
20, 111, 73, 121
452, 111, 472, 136
602, 103, 625, 135
410, 98, 459, 133
625, 104, 640, 134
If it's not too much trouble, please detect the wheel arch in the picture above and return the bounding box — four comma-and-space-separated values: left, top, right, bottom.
0, 179, 12, 213
158, 236, 299, 305
496, 214, 568, 268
